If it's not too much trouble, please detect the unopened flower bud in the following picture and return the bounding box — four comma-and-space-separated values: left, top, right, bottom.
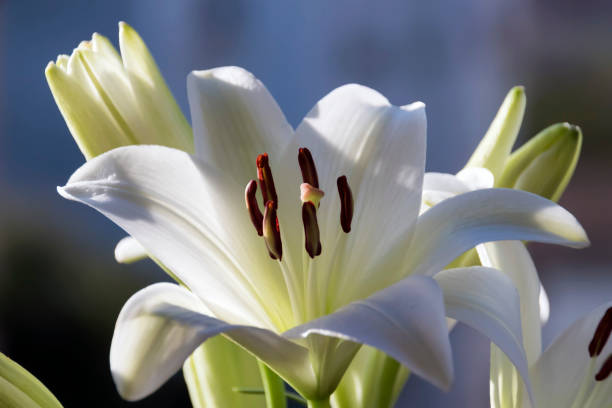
464, 86, 526, 179
497, 123, 582, 202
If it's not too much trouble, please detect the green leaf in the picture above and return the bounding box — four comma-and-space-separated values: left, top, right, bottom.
0, 352, 62, 408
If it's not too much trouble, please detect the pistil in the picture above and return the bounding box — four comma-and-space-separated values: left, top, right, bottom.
298, 147, 324, 259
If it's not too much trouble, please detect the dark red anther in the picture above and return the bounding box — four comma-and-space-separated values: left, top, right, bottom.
595, 353, 612, 381
302, 202, 322, 258
589, 307, 612, 357
263, 201, 282, 261
298, 147, 319, 188
337, 175, 354, 233
245, 180, 263, 236
257, 153, 278, 209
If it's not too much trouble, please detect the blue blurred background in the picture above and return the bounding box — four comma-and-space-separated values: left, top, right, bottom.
1, 1, 611, 406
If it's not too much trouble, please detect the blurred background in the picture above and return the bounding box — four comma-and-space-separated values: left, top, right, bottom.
1, 0, 611, 406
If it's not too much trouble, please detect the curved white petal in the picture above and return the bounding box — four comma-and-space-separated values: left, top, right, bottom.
401, 188, 589, 279
477, 242, 541, 363
187, 67, 294, 185
478, 242, 542, 408
421, 168, 493, 211
530, 302, 612, 408
285, 275, 453, 391
539, 285, 550, 324
294, 85, 427, 308
58, 145, 293, 330
114, 236, 147, 264
111, 283, 312, 401
434, 267, 532, 400
456, 167, 495, 190
423, 172, 471, 195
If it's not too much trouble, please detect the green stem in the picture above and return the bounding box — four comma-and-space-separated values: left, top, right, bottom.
307, 398, 331, 408
257, 361, 287, 408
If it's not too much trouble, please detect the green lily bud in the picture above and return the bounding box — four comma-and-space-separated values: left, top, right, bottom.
0, 352, 63, 408
45, 22, 192, 159
184, 337, 266, 408
465, 86, 526, 179
497, 123, 582, 202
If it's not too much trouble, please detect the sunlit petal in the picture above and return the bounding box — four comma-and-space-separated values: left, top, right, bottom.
187, 67, 294, 185
434, 267, 532, 400
294, 84, 427, 308
285, 275, 453, 391
58, 145, 292, 329
110, 283, 313, 401
402, 188, 589, 278
114, 236, 147, 264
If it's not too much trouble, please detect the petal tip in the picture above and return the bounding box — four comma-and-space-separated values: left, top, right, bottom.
401, 101, 426, 112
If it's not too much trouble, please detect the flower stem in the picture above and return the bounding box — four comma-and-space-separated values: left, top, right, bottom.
257, 361, 287, 408
307, 397, 331, 408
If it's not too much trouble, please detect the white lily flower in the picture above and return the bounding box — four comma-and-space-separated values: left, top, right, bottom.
487, 246, 612, 408
418, 114, 591, 408
58, 68, 588, 404
47, 25, 270, 408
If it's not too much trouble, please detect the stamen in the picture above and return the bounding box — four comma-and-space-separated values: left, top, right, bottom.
302, 202, 322, 258
589, 307, 612, 357
263, 201, 283, 260
300, 183, 325, 208
337, 175, 354, 233
257, 153, 278, 209
245, 180, 263, 236
298, 147, 319, 188
595, 353, 612, 381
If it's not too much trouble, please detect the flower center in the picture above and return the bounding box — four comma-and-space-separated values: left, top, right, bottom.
244, 148, 354, 261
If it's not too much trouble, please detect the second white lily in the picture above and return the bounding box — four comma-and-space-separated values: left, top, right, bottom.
58, 68, 589, 405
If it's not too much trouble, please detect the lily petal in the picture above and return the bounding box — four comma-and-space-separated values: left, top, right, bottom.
477, 242, 542, 363
456, 167, 495, 190
110, 283, 313, 401
529, 302, 612, 408
187, 67, 294, 185
285, 275, 453, 391
423, 172, 471, 195
434, 267, 532, 400
539, 285, 550, 324
114, 236, 147, 264
478, 242, 542, 408
58, 145, 293, 330
295, 85, 427, 308
401, 188, 589, 279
